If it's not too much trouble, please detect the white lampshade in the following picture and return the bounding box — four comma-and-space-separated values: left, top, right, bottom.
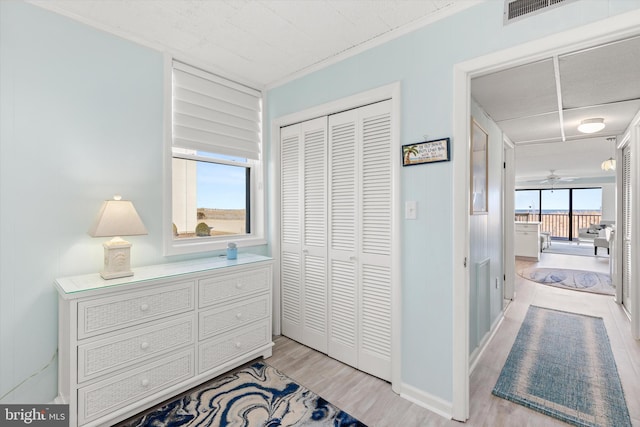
577, 118, 605, 134
601, 157, 616, 171
89, 196, 147, 280
89, 196, 147, 237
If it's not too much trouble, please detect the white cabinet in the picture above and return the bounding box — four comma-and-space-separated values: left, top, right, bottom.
515, 221, 540, 260
55, 254, 272, 427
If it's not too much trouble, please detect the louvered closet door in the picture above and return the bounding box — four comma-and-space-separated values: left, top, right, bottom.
280, 117, 329, 352
328, 100, 392, 381
357, 101, 392, 381
622, 145, 632, 314
328, 109, 359, 368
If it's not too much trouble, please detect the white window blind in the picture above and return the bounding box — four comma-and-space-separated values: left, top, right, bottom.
172, 61, 262, 160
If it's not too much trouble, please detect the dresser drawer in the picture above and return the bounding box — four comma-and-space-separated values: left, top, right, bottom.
78, 282, 195, 339
198, 266, 271, 308
199, 319, 271, 373
515, 223, 539, 232
199, 294, 269, 341
78, 349, 194, 425
78, 315, 195, 383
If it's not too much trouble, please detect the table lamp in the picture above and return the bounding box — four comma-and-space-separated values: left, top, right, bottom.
88, 195, 147, 279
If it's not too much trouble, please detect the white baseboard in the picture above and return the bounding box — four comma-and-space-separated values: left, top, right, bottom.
400, 383, 452, 420
469, 313, 505, 374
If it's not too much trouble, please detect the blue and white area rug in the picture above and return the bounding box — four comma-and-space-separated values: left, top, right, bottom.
119, 361, 366, 426
493, 306, 631, 427
520, 267, 614, 295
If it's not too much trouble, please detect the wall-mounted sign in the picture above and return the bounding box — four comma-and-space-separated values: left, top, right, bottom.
402, 138, 450, 166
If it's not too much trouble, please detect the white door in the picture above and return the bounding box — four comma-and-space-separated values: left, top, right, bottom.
280, 117, 329, 351
328, 100, 393, 381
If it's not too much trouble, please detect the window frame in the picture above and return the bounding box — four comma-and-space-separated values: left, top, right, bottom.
163, 55, 266, 256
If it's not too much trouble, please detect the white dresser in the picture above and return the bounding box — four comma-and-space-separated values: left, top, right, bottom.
55, 254, 273, 427
515, 221, 540, 260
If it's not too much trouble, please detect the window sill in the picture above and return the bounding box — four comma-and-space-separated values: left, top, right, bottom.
164, 235, 267, 256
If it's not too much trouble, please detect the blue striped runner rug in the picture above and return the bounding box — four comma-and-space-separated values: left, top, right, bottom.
492, 306, 631, 427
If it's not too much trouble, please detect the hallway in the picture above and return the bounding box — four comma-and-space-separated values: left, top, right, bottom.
268, 252, 640, 426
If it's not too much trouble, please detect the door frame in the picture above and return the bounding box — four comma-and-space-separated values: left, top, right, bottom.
269, 82, 402, 392
503, 136, 515, 301
452, 10, 640, 421
616, 109, 640, 339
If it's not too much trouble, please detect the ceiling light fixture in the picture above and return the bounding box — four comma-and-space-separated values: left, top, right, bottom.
577, 118, 605, 134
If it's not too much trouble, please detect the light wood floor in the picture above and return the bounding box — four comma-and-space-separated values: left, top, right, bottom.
267, 251, 640, 426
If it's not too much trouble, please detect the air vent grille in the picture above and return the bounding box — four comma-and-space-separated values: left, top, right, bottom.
504, 0, 575, 24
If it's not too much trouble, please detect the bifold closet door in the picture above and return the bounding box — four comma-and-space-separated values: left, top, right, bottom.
280, 117, 329, 353
328, 100, 393, 381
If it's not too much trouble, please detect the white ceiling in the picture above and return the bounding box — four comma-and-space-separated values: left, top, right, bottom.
472, 35, 640, 187
31, 0, 474, 88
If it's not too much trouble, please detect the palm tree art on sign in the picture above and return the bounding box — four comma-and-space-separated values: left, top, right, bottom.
403, 144, 419, 164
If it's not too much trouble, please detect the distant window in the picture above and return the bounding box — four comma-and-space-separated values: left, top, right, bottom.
515, 188, 602, 240
166, 60, 265, 255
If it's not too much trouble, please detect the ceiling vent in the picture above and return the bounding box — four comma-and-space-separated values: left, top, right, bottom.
504, 0, 577, 24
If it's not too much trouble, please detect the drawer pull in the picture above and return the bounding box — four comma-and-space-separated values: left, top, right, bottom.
140, 303, 149, 312
141, 378, 150, 387
235, 283, 243, 290
140, 342, 149, 350
236, 312, 243, 320
235, 341, 242, 349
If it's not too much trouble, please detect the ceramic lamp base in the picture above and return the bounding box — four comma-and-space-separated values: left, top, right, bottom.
101, 237, 133, 280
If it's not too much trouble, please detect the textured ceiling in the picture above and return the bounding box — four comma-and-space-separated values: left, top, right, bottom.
472, 35, 640, 186
30, 1, 640, 186
31, 0, 473, 88
472, 36, 640, 147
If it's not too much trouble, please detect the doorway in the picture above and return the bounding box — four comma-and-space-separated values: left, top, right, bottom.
451, 16, 640, 422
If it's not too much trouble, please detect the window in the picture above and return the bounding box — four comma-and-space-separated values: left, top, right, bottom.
515, 188, 602, 241
166, 60, 265, 255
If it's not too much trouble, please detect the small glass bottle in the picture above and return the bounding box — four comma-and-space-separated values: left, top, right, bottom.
226, 242, 237, 260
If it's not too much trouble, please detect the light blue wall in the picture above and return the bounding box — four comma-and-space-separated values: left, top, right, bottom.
266, 0, 640, 402
0, 1, 164, 402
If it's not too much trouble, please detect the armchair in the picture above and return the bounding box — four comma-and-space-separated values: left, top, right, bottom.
577, 224, 602, 244
594, 227, 612, 255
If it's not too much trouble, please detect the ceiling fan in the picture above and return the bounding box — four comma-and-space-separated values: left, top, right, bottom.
538, 170, 575, 184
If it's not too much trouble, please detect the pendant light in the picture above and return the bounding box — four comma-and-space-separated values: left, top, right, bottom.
601, 137, 616, 171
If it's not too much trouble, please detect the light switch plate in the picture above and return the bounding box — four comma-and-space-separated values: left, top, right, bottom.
405, 201, 417, 220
